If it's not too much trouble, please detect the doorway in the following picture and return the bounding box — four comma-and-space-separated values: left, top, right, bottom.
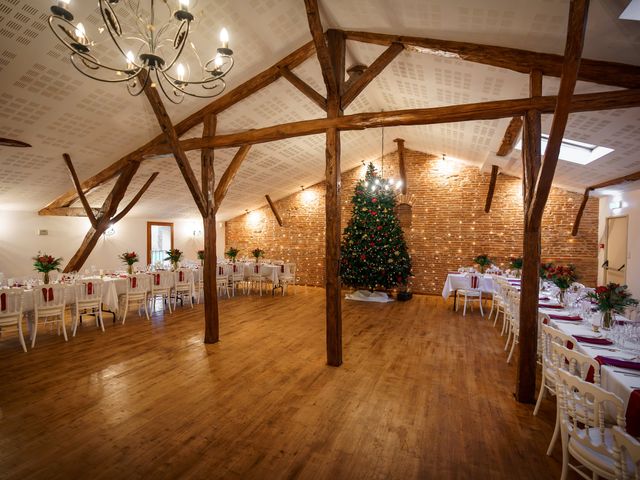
604, 216, 628, 284
147, 222, 174, 267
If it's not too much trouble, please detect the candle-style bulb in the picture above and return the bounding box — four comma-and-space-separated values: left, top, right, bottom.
179, 0, 189, 11
219, 28, 229, 48
213, 54, 223, 68
177, 63, 185, 81
126, 50, 135, 68
75, 22, 86, 43
58, 0, 71, 5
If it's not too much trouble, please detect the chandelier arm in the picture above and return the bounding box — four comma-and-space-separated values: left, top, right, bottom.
126, 73, 149, 97
69, 53, 142, 83
159, 20, 191, 73
159, 70, 226, 99
98, 0, 139, 68
68, 50, 143, 76
154, 69, 185, 105
204, 56, 234, 78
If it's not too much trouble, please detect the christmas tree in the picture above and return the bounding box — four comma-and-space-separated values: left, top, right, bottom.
340, 163, 412, 291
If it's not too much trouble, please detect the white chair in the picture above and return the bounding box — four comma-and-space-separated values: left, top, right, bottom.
488, 275, 506, 325
280, 263, 297, 295
149, 272, 173, 313
118, 275, 149, 324
547, 342, 602, 456
456, 273, 483, 316
72, 279, 104, 336
612, 425, 640, 480
248, 263, 265, 296
32, 284, 68, 347
173, 269, 194, 309
215, 265, 230, 298
0, 288, 27, 352
228, 263, 245, 296
504, 290, 520, 364
556, 369, 625, 480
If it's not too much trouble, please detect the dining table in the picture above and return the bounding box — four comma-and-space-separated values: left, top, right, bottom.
441, 273, 521, 310
542, 308, 640, 436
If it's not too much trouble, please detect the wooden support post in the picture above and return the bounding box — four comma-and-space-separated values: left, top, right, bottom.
62, 153, 97, 228
265, 195, 284, 227
324, 29, 345, 367
484, 165, 499, 213
393, 138, 407, 194
201, 114, 219, 344
516, 0, 590, 404
214, 145, 252, 213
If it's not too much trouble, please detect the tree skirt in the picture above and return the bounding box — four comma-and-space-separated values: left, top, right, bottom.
345, 290, 394, 303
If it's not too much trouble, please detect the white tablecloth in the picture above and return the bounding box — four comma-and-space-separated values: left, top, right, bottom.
545, 311, 637, 428
441, 273, 499, 300
239, 263, 287, 284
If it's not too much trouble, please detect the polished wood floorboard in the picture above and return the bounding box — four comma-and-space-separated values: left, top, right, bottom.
0, 288, 565, 479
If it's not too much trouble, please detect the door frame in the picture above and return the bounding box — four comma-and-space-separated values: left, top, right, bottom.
146, 221, 174, 265
604, 215, 628, 284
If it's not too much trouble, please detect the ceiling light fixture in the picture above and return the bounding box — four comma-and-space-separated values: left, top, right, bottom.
48, 0, 234, 104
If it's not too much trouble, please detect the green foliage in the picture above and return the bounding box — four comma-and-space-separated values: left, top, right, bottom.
473, 254, 492, 268
587, 283, 638, 314
509, 257, 523, 270
251, 248, 264, 259
340, 163, 412, 291
33, 252, 62, 273
226, 247, 240, 260
165, 248, 183, 263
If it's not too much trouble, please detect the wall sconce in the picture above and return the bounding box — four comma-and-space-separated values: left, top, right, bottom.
104, 225, 116, 237
301, 186, 317, 203
609, 200, 623, 211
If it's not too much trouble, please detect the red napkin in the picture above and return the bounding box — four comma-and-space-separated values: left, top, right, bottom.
539, 296, 550, 301
573, 335, 613, 345
548, 314, 582, 321
627, 390, 640, 437
596, 356, 640, 371
540, 303, 563, 309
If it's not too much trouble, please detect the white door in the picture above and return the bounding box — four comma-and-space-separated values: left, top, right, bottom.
605, 216, 628, 284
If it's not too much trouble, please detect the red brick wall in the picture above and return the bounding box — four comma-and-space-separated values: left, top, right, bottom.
225, 148, 598, 294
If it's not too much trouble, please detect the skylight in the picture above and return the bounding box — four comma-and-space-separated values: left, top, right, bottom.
515, 134, 614, 165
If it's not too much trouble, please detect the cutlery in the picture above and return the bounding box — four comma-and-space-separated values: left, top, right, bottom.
587, 346, 619, 352
613, 370, 640, 377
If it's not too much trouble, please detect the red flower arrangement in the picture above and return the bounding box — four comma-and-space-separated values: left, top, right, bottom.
33, 252, 63, 285
544, 264, 577, 290
118, 251, 139, 266
587, 283, 638, 314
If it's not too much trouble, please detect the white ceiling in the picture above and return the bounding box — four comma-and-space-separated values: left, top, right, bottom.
0, 0, 639, 220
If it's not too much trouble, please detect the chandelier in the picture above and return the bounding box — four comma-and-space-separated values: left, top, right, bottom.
362, 125, 402, 193
48, 0, 234, 104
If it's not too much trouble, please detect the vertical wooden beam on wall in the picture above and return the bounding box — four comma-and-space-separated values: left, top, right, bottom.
484, 165, 500, 213
325, 29, 346, 367
201, 113, 219, 344
394, 138, 407, 194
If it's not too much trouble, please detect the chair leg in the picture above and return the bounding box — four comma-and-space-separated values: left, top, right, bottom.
72, 305, 79, 337
31, 317, 38, 348
479, 294, 484, 316
560, 427, 569, 480
60, 310, 68, 341
547, 408, 560, 456
463, 296, 468, 316
18, 317, 27, 353
533, 374, 546, 416
98, 308, 105, 332
122, 301, 129, 325
507, 334, 517, 363
144, 296, 150, 320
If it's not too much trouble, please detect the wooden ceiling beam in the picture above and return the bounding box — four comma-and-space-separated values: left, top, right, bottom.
213, 145, 252, 214
62, 153, 98, 228
265, 194, 284, 227
341, 42, 404, 109
528, 0, 589, 230
304, 0, 337, 96
145, 88, 640, 153
484, 165, 500, 213
279, 66, 327, 111
111, 172, 159, 224
344, 30, 640, 89
39, 41, 315, 215
142, 75, 207, 218
496, 117, 524, 157
40, 207, 101, 218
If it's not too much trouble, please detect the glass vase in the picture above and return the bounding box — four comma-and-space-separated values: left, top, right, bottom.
127, 264, 133, 275
44, 271, 50, 284
601, 310, 613, 330
559, 288, 566, 305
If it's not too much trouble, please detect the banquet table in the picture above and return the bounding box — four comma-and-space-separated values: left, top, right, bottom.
544, 309, 640, 436
239, 262, 289, 294
441, 273, 520, 310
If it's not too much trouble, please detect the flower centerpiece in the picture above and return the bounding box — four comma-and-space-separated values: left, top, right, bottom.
251, 248, 265, 263
545, 264, 577, 304
509, 257, 523, 277
586, 283, 638, 330
165, 248, 183, 271
225, 247, 240, 263
473, 254, 492, 274
33, 252, 63, 284
197, 249, 205, 266
118, 251, 139, 275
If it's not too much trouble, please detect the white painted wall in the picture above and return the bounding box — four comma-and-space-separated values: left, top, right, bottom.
0, 211, 225, 278
598, 191, 640, 297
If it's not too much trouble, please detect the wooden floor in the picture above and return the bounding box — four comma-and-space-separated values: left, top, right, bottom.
0, 287, 566, 479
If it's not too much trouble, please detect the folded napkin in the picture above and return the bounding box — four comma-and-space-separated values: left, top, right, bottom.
627, 390, 640, 437
539, 303, 563, 309
538, 296, 550, 301
573, 335, 613, 345
596, 356, 640, 371
548, 314, 582, 321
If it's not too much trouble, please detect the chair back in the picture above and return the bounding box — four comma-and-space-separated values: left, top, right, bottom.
540, 324, 575, 375
557, 369, 625, 462
151, 272, 173, 289
0, 288, 23, 321
127, 274, 148, 293
467, 273, 480, 290
175, 269, 192, 286
76, 279, 103, 303
552, 343, 601, 385
34, 284, 66, 309
285, 263, 296, 276
612, 425, 640, 480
